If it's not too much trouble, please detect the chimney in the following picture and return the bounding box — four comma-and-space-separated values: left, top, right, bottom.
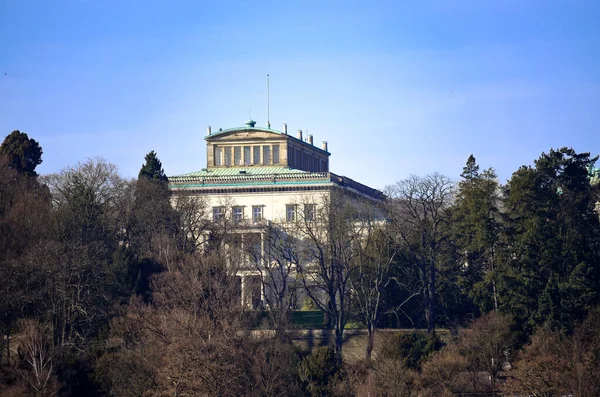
308, 134, 313, 145
283, 123, 288, 134
322, 141, 328, 151
207, 125, 212, 135
297, 129, 303, 140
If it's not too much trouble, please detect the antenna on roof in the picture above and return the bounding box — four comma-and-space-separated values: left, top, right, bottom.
267, 74, 271, 128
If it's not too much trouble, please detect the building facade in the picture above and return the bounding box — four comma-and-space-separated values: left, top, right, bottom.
169, 120, 383, 308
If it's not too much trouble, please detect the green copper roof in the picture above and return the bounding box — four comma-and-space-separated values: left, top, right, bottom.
168, 168, 384, 200
171, 167, 311, 179
206, 126, 286, 139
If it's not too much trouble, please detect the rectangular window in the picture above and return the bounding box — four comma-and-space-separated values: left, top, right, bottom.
233, 206, 244, 222
252, 206, 263, 222
214, 146, 222, 166
253, 146, 261, 164
286, 204, 297, 222
304, 204, 316, 221
244, 146, 251, 165
245, 233, 262, 263
262, 145, 271, 164
224, 147, 232, 166
234, 146, 242, 165
213, 206, 224, 222
273, 144, 280, 164
229, 234, 242, 258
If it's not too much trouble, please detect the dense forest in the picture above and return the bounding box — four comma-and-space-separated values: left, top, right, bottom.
1, 129, 600, 396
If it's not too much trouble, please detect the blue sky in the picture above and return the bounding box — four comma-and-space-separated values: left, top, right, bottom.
1, 0, 599, 189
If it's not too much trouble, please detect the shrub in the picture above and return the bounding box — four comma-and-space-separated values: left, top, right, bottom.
374, 358, 415, 397
381, 332, 444, 370
299, 346, 341, 397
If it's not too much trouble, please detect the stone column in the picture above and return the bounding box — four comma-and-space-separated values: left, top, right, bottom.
240, 275, 246, 307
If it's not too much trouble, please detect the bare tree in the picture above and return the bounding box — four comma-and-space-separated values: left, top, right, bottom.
42, 158, 126, 244
247, 225, 301, 337
293, 190, 364, 364
387, 173, 455, 333
37, 159, 133, 347
458, 312, 515, 396
172, 192, 211, 253
15, 319, 60, 397
348, 211, 398, 362
0, 156, 52, 365
103, 249, 255, 397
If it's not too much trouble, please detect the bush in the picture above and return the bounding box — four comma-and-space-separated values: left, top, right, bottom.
251, 339, 303, 397
331, 360, 370, 397
299, 346, 341, 397
374, 358, 415, 397
381, 332, 444, 370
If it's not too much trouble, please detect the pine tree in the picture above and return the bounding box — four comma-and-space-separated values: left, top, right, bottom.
132, 151, 178, 277
462, 154, 480, 180
0, 130, 43, 176
450, 155, 501, 314
138, 150, 168, 184
497, 148, 600, 332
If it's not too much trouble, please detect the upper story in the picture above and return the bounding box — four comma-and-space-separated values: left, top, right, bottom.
205, 120, 330, 173
169, 120, 384, 203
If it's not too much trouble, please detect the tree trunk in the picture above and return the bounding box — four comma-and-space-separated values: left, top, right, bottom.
365, 323, 375, 363
334, 325, 344, 365
491, 252, 499, 311
426, 301, 434, 333
492, 278, 499, 311
426, 266, 436, 333
3, 324, 10, 364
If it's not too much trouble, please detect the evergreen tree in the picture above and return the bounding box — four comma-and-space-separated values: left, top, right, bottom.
131, 151, 178, 288
497, 148, 600, 332
462, 154, 480, 180
0, 130, 43, 176
450, 155, 501, 313
138, 150, 168, 184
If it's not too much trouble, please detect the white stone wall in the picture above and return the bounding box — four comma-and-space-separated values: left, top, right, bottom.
199, 188, 332, 223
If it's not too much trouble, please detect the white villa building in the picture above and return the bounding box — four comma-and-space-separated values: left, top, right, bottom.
168, 120, 383, 308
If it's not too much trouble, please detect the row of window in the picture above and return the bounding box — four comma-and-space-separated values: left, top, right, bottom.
214, 144, 280, 166
288, 145, 328, 172
212, 204, 316, 223
213, 206, 259, 222
286, 204, 316, 222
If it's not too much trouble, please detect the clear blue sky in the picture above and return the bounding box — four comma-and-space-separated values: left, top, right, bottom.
1, 0, 599, 189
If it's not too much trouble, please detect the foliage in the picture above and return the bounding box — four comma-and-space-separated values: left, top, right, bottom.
456, 311, 515, 392
386, 173, 455, 332
2, 141, 600, 395
497, 148, 600, 332
381, 331, 445, 370
373, 358, 415, 397
298, 346, 341, 397
0, 130, 43, 176
450, 155, 501, 313
293, 191, 366, 363
416, 312, 515, 396
349, 215, 399, 361
502, 306, 600, 396
138, 150, 167, 184
251, 339, 303, 397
